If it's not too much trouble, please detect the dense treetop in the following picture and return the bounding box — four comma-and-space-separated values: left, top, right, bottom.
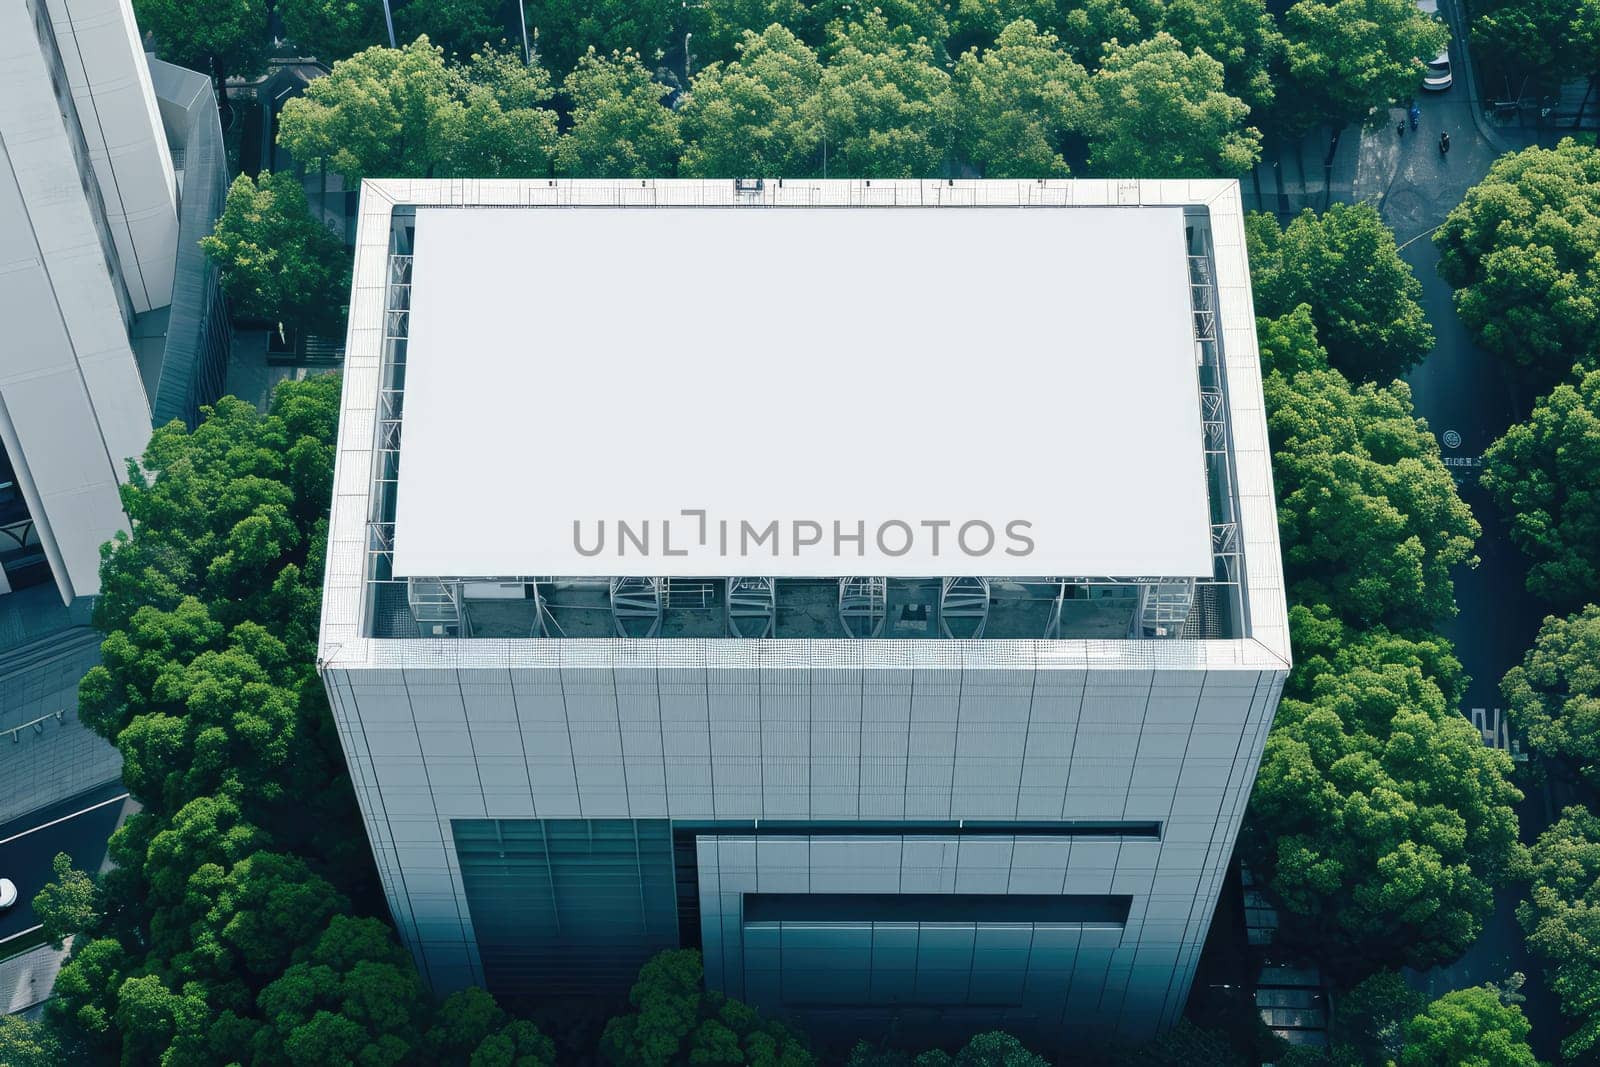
1248, 205, 1435, 384
45, 378, 554, 1065
277, 39, 559, 183
600, 950, 814, 1067
1266, 361, 1478, 632
202, 172, 351, 338
1481, 368, 1600, 603
1503, 605, 1600, 789
1274, 0, 1447, 133
1399, 986, 1540, 1067
1437, 139, 1600, 383
680, 25, 826, 178
1078, 32, 1261, 178
1243, 638, 1523, 977
1518, 806, 1600, 1063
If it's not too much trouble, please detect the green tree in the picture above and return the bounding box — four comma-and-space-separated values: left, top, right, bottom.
1059, 0, 1164, 64
1399, 985, 1539, 1067
557, 49, 682, 178
1276, 0, 1447, 132
1518, 806, 1600, 1062
450, 45, 563, 176
0, 1015, 79, 1067
953, 20, 1087, 178
1079, 33, 1261, 178
693, 0, 819, 63
32, 852, 101, 951
278, 0, 387, 62
1242, 625, 1522, 978
930, 1030, 1052, 1065
680, 25, 823, 177
1471, 0, 1600, 89
1258, 304, 1335, 379
522, 0, 677, 77
1267, 366, 1478, 631
277, 38, 559, 183
1481, 369, 1600, 602
1161, 0, 1283, 115
394, 0, 508, 57
201, 172, 350, 337
1436, 139, 1600, 382
427, 986, 558, 1065
48, 377, 554, 1064
814, 12, 956, 177
601, 950, 814, 1067
132, 0, 271, 83
1330, 971, 1427, 1067
251, 916, 432, 1064
1503, 605, 1600, 786
948, 0, 1061, 54
1248, 204, 1434, 384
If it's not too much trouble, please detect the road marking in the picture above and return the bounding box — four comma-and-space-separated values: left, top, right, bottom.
1443, 429, 1462, 448
0, 792, 129, 848
0, 924, 43, 947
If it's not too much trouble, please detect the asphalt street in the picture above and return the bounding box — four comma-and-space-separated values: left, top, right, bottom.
1354, 36, 1568, 1054
0, 781, 129, 945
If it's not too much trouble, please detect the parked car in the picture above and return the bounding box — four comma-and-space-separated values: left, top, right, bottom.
1416, 0, 1454, 90
0, 878, 17, 911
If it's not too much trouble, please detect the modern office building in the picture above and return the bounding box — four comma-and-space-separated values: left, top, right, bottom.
0, 0, 230, 606
318, 178, 1289, 1047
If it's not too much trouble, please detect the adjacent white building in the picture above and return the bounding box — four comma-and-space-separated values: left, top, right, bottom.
0, 0, 229, 605
318, 178, 1288, 1048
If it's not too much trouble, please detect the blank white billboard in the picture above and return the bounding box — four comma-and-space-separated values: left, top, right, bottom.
392, 205, 1212, 579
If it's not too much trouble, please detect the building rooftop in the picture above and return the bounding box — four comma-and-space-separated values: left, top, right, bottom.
393, 205, 1211, 581
319, 179, 1289, 665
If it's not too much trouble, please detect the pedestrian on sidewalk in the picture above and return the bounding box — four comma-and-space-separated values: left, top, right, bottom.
1439, 131, 1451, 157
1409, 102, 1420, 130
1397, 120, 1406, 139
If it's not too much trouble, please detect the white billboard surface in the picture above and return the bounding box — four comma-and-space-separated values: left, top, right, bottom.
392, 205, 1212, 579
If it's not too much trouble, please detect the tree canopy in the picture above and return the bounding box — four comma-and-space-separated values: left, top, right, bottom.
1437, 139, 1600, 382
1330, 971, 1427, 1067
556, 48, 683, 178
1481, 368, 1600, 603
1471, 0, 1600, 90
680, 25, 824, 178
952, 20, 1087, 178
45, 377, 554, 1064
1276, 0, 1447, 132
278, 0, 389, 62
814, 13, 956, 177
1266, 358, 1478, 632
1399, 986, 1540, 1067
522, 0, 677, 77
393, 0, 509, 58
1503, 604, 1600, 788
133, 0, 271, 82
201, 173, 350, 338
1243, 625, 1523, 978
277, 38, 560, 183
1518, 805, 1600, 1063
600, 950, 814, 1067
1248, 205, 1435, 384
1160, 0, 1283, 115
1079, 33, 1261, 178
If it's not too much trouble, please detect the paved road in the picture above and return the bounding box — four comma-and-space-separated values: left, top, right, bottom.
0, 781, 129, 946
1333, 21, 1569, 1055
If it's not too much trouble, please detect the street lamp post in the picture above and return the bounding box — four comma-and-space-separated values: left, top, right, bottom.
518, 0, 531, 64
380, 0, 396, 46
